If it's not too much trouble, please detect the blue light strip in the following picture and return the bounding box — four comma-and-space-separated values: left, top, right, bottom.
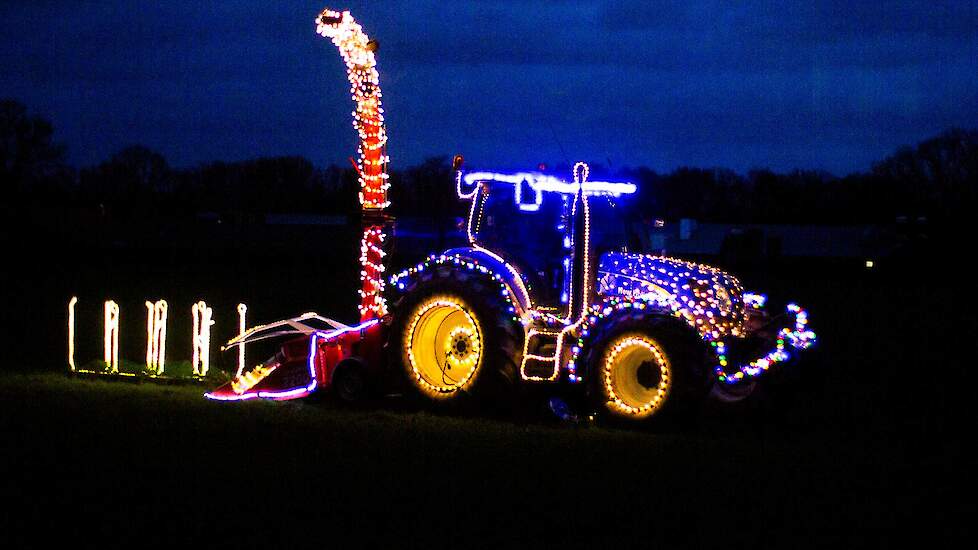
460, 171, 636, 200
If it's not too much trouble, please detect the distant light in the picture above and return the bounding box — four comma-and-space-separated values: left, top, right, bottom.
865, 260, 875, 269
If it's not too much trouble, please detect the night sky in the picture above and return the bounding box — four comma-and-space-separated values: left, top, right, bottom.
2, 1, 977, 175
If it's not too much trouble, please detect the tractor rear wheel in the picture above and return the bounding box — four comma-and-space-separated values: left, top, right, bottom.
390, 267, 521, 406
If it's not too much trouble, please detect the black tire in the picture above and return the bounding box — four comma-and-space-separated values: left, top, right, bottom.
388, 265, 522, 408
332, 358, 369, 404
583, 309, 713, 424
709, 378, 757, 403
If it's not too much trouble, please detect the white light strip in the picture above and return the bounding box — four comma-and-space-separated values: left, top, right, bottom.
236, 303, 247, 378
462, 171, 636, 197
104, 300, 119, 373
144, 300, 168, 375
68, 297, 77, 371
191, 301, 214, 377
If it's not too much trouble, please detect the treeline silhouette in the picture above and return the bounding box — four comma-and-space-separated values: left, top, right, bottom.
3, 99, 976, 228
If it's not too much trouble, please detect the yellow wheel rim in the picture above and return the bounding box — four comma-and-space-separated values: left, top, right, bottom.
601, 334, 671, 418
405, 296, 483, 399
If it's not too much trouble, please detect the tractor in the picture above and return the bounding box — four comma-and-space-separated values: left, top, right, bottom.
205, 8, 816, 423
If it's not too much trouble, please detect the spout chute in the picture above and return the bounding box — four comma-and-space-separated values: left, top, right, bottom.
317, 9, 390, 320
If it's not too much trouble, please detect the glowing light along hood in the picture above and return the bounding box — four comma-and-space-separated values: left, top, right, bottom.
597, 253, 748, 339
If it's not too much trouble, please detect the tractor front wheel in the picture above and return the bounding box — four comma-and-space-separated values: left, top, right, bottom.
585, 313, 712, 424
596, 332, 673, 419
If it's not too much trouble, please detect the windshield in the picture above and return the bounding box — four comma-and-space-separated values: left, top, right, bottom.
472, 183, 568, 307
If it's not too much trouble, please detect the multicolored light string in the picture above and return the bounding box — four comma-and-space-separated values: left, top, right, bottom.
598, 253, 748, 340
390, 254, 524, 325
566, 294, 816, 386
713, 303, 816, 384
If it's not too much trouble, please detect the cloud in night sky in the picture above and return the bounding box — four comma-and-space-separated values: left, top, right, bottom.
1, 0, 976, 175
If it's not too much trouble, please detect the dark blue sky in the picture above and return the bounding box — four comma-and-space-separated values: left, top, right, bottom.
2, 1, 976, 175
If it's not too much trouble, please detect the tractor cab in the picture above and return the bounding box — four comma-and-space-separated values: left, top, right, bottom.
457, 166, 637, 315
453, 164, 639, 380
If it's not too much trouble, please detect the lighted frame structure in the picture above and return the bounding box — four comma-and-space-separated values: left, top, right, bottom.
236, 303, 247, 378
104, 300, 120, 373
68, 297, 133, 377
67, 297, 78, 371
145, 300, 168, 375
68, 298, 240, 380
191, 301, 214, 377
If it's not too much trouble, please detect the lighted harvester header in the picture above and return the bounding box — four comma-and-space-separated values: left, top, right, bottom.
317, 9, 390, 320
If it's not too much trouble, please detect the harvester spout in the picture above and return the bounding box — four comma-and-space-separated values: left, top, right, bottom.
316, 8, 391, 320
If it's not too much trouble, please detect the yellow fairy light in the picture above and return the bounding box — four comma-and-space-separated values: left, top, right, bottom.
191, 301, 214, 377
103, 300, 120, 373
144, 300, 168, 375
600, 335, 671, 418
236, 303, 247, 378
68, 296, 78, 371
404, 296, 483, 399
231, 362, 277, 395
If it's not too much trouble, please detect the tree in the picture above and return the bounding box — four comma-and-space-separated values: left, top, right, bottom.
872, 128, 978, 219
0, 99, 68, 192
81, 145, 171, 205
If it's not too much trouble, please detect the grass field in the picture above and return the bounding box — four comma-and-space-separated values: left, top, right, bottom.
0, 363, 963, 545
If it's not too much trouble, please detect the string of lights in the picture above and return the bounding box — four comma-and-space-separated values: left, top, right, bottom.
317, 9, 390, 321
103, 300, 119, 373
191, 301, 214, 377
236, 303, 247, 378
566, 294, 816, 386
67, 297, 77, 371
390, 254, 524, 325
144, 300, 168, 375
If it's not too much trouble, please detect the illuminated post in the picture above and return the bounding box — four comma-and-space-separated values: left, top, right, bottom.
145, 300, 168, 375
103, 300, 120, 373
236, 303, 247, 378
317, 9, 390, 321
191, 301, 214, 377
68, 297, 78, 371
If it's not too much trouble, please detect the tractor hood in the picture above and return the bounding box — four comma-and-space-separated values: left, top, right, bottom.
597, 253, 749, 338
